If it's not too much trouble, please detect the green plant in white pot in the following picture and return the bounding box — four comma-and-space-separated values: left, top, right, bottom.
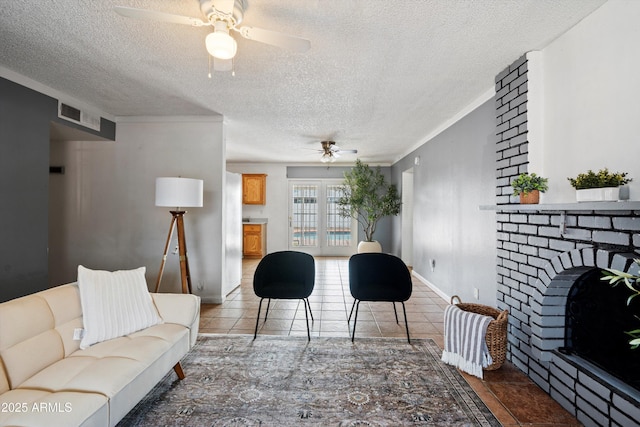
337, 159, 401, 252
568, 168, 632, 202
511, 172, 548, 204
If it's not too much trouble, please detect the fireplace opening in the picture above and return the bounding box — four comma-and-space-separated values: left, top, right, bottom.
565, 268, 640, 391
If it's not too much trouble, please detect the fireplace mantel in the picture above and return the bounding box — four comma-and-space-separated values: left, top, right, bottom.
480, 201, 640, 212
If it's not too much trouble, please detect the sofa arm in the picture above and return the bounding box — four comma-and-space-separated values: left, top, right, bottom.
151, 293, 200, 347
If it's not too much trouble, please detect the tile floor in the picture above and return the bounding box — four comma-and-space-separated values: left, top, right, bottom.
199, 257, 582, 426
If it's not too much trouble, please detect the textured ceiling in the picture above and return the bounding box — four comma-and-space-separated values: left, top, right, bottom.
0, 0, 607, 164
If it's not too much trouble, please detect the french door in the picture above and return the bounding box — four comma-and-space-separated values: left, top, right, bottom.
288, 180, 357, 256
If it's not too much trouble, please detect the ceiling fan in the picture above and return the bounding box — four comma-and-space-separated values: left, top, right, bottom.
317, 141, 358, 163
114, 0, 310, 71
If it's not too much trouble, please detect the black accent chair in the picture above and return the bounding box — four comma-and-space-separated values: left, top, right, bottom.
253, 251, 315, 340
348, 253, 413, 343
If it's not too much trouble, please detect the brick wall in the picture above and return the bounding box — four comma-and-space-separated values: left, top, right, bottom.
551, 351, 640, 427
495, 54, 529, 205
494, 56, 640, 426
496, 211, 640, 366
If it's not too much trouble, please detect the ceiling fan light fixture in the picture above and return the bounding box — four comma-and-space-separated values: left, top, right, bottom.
320, 152, 335, 163
205, 22, 237, 60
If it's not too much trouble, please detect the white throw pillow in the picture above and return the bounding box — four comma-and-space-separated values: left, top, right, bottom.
77, 265, 162, 349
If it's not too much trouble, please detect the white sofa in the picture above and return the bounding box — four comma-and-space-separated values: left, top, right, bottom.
0, 283, 200, 427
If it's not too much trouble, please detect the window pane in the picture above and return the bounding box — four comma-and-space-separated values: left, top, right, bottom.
291, 184, 318, 247
326, 185, 351, 247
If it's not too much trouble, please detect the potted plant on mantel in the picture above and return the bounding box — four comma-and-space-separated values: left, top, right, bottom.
511, 172, 549, 204
568, 168, 632, 202
337, 159, 401, 253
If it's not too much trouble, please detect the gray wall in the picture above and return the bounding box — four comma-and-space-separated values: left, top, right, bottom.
391, 98, 498, 305
49, 118, 226, 303
0, 78, 54, 301
0, 77, 115, 302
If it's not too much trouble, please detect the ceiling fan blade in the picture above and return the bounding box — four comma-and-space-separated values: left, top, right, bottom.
332, 145, 357, 154
114, 6, 209, 27
236, 26, 310, 53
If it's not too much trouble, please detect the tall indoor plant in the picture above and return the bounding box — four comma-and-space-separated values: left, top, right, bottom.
338, 159, 401, 252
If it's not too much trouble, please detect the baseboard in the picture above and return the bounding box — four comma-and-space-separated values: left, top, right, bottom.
411, 270, 451, 303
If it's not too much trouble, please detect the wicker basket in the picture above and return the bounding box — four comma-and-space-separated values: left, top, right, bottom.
450, 295, 509, 371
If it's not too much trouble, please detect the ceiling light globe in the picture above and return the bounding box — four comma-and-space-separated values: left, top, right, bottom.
205, 31, 237, 60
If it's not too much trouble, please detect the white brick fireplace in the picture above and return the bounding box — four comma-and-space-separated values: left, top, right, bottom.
490, 55, 640, 427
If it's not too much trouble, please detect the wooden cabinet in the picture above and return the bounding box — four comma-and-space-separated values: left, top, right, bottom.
242, 174, 267, 205
243, 224, 267, 258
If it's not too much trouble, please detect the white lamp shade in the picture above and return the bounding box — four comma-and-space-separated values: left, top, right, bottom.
155, 177, 203, 208
205, 31, 237, 60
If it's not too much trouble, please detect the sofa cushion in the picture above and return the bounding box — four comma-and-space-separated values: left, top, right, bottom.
1, 330, 63, 390
78, 265, 162, 349
151, 292, 201, 346
0, 388, 108, 427
91, 325, 191, 424
0, 363, 7, 396
0, 295, 64, 389
19, 324, 187, 397
38, 283, 84, 357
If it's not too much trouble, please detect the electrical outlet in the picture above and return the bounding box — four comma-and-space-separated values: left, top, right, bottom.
473, 288, 479, 300
197, 281, 204, 291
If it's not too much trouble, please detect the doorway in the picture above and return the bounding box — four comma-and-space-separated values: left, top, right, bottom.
288, 180, 356, 256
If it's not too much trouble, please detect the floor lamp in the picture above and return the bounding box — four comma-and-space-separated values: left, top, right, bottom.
155, 177, 204, 294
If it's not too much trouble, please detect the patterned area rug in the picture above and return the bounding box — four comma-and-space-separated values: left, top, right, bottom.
119, 335, 501, 426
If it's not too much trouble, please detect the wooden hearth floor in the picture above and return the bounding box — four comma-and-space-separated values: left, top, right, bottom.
199, 257, 581, 426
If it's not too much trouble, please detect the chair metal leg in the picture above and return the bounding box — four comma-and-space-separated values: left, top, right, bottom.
351, 300, 361, 342
254, 298, 265, 339
392, 302, 399, 323
348, 299, 357, 323
305, 298, 314, 322
264, 298, 272, 321
303, 298, 311, 341
401, 302, 410, 343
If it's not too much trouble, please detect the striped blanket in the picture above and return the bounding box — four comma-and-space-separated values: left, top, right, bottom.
441, 304, 493, 379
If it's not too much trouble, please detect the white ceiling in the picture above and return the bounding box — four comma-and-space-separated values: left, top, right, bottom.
0, 0, 607, 164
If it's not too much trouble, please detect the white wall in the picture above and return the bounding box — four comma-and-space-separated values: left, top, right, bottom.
226, 163, 291, 254
224, 171, 242, 295
49, 117, 227, 302
401, 168, 414, 267
534, 0, 640, 202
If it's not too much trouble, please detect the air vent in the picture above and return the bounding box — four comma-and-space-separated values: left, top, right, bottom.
58, 101, 101, 132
